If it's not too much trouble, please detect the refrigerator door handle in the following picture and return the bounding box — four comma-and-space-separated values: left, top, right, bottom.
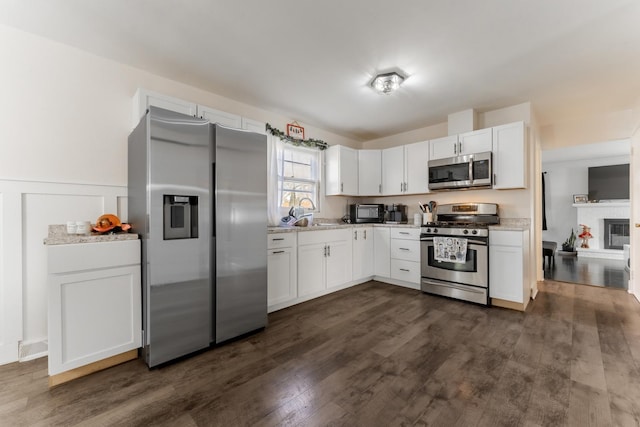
212, 162, 216, 237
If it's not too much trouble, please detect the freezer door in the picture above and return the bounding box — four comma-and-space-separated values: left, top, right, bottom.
214, 125, 268, 343
146, 106, 212, 367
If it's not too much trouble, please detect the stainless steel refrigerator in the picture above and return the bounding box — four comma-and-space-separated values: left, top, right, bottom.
128, 106, 267, 367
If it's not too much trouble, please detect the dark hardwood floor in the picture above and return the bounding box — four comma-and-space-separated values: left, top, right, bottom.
544, 254, 629, 289
2, 280, 640, 426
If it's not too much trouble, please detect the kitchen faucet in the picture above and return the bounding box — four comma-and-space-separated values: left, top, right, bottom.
298, 197, 316, 211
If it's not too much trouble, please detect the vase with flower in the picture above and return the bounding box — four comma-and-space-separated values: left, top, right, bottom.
578, 224, 593, 248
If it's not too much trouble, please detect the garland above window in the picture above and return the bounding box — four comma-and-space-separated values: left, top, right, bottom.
265, 123, 328, 150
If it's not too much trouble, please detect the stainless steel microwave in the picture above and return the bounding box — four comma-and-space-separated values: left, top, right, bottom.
428, 151, 492, 191
349, 204, 385, 223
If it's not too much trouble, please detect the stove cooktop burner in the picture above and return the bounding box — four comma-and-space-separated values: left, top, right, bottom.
430, 222, 490, 229
421, 222, 491, 237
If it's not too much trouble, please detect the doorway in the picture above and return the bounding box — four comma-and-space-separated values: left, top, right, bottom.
541, 140, 631, 289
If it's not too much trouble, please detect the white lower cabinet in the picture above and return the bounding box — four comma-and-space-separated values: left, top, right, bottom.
389, 228, 421, 286
297, 229, 353, 297
372, 227, 421, 288
353, 227, 374, 281
373, 227, 391, 277
47, 240, 141, 384
489, 229, 530, 309
267, 233, 297, 311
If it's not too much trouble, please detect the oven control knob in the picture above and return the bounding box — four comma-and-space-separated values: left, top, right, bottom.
433, 228, 438, 233
472, 230, 478, 235
463, 229, 469, 235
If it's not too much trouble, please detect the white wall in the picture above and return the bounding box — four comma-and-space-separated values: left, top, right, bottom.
542, 154, 630, 246
0, 24, 360, 364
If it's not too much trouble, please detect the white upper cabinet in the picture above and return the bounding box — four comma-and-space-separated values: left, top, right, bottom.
429, 129, 492, 160
492, 121, 526, 189
429, 135, 459, 160
404, 140, 430, 195
382, 146, 405, 195
325, 145, 358, 196
132, 88, 197, 128
381, 142, 429, 196
241, 117, 266, 134
197, 105, 242, 128
358, 150, 382, 196
458, 128, 492, 155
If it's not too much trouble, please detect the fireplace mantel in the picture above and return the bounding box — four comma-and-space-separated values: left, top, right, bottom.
572, 202, 630, 208
574, 201, 629, 259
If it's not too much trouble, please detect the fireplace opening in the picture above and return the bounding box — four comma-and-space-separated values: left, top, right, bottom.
604, 218, 630, 250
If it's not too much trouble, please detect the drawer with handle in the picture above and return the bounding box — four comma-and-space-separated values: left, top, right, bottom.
390, 259, 420, 284
390, 239, 420, 262
390, 228, 421, 240
267, 233, 296, 249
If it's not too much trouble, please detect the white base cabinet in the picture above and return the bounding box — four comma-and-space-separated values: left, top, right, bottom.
373, 227, 391, 278
47, 240, 141, 378
353, 227, 374, 280
389, 228, 421, 287
489, 229, 530, 309
297, 229, 353, 297
267, 233, 297, 311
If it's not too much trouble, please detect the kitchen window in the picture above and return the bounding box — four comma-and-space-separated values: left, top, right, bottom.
279, 145, 319, 210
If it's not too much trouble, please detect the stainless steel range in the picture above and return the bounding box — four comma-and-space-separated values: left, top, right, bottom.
420, 203, 499, 305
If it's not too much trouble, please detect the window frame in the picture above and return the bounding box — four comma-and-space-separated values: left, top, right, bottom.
279, 144, 321, 212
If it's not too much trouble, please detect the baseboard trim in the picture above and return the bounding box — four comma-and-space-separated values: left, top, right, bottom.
48, 349, 138, 388
491, 298, 527, 312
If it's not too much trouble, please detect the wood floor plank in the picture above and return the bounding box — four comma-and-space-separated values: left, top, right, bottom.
1, 279, 639, 426
567, 380, 613, 427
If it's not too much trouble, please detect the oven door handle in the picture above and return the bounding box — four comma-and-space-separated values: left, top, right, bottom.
421, 280, 487, 294
420, 237, 487, 246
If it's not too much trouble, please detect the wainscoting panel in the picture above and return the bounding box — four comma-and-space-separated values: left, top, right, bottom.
0, 179, 127, 365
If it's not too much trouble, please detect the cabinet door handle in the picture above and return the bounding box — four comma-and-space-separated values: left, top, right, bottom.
458, 141, 462, 153
379, 184, 382, 194
399, 231, 410, 235
364, 230, 367, 240
400, 182, 403, 192
340, 182, 343, 192
324, 245, 327, 257
454, 142, 457, 155
328, 245, 331, 256
400, 268, 410, 272
271, 237, 284, 241
354, 230, 358, 240
493, 173, 497, 185
272, 250, 285, 254
400, 247, 410, 251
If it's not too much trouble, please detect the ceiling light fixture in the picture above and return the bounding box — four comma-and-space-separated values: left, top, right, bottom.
370, 71, 405, 94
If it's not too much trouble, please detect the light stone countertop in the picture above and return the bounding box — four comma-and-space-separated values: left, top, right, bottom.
268, 221, 421, 234
488, 218, 530, 231
44, 224, 139, 245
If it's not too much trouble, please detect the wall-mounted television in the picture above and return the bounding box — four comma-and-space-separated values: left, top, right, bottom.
588, 164, 629, 200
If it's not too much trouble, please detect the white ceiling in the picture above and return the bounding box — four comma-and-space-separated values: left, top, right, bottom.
2, 0, 640, 141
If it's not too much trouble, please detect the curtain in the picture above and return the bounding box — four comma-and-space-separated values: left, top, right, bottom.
542, 172, 548, 231
267, 133, 284, 226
